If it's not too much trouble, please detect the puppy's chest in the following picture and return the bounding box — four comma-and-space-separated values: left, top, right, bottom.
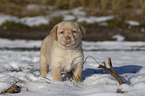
59, 50, 82, 72
63, 50, 77, 64
65, 51, 75, 63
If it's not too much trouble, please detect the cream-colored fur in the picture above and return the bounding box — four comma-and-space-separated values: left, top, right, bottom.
40, 21, 86, 82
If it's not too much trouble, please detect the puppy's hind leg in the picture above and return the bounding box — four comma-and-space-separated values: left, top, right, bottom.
40, 55, 49, 77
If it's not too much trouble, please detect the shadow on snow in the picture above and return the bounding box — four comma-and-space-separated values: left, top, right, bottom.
82, 65, 142, 84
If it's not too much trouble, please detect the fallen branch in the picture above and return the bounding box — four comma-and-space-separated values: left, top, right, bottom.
1, 80, 21, 94
98, 58, 124, 85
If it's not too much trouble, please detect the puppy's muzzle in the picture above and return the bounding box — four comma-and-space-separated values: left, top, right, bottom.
66, 36, 71, 42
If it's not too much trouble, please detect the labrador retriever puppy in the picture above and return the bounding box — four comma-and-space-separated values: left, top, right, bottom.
40, 21, 86, 82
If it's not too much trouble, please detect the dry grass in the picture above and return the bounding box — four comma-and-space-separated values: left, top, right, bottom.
140, 0, 145, 14
0, 0, 144, 23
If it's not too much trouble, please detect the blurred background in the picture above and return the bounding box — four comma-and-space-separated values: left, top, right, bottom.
0, 0, 145, 41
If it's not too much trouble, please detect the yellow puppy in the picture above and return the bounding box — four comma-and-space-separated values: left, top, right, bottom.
40, 21, 86, 82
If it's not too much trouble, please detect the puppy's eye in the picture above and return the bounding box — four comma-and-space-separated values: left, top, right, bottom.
72, 31, 76, 33
60, 31, 64, 34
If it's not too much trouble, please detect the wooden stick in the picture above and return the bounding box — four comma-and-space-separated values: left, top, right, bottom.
108, 58, 115, 73
1, 80, 21, 94
98, 58, 124, 85
103, 61, 107, 67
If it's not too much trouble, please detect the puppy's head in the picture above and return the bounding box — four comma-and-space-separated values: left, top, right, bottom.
50, 21, 86, 47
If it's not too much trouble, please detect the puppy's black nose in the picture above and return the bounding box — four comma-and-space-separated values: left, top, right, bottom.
66, 36, 71, 42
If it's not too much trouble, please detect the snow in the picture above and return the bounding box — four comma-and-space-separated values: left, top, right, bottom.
83, 41, 145, 51
71, 7, 86, 16
19, 16, 50, 27
27, 4, 42, 11
0, 38, 145, 96
77, 16, 114, 24
0, 13, 50, 27
1, 6, 142, 28
63, 15, 76, 21
0, 38, 41, 48
0, 7, 115, 27
126, 20, 140, 26
27, 4, 55, 12
112, 35, 125, 42
0, 13, 19, 25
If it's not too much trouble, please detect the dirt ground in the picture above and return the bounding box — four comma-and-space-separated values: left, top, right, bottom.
0, 25, 145, 41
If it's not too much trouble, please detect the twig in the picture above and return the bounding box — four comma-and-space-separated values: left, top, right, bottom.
103, 61, 107, 67
98, 58, 124, 85
83, 56, 100, 65
1, 80, 21, 94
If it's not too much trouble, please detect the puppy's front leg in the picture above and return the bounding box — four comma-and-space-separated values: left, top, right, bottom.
40, 55, 49, 77
73, 67, 83, 82
51, 64, 62, 81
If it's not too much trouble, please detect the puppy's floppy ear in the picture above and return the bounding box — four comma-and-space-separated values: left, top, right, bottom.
50, 25, 58, 40
77, 23, 86, 38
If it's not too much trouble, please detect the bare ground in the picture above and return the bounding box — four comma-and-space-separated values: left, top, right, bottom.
0, 25, 145, 41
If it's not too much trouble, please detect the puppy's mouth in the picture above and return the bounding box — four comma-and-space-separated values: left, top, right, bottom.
64, 41, 75, 47
61, 36, 75, 46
